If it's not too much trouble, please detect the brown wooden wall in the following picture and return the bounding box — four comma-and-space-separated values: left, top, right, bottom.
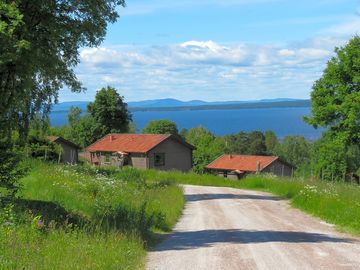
262, 159, 293, 177
148, 138, 192, 172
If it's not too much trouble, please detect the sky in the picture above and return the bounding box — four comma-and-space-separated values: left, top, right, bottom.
59, 0, 360, 102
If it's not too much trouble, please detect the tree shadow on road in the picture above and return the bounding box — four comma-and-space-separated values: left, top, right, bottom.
185, 193, 283, 202
153, 229, 354, 251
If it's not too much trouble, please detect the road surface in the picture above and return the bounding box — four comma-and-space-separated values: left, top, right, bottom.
146, 185, 360, 270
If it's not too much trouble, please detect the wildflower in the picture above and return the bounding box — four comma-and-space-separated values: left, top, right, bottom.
37, 220, 45, 229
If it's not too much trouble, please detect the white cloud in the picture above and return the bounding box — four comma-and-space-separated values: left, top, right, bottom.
278, 49, 296, 57
70, 38, 343, 102
325, 16, 360, 35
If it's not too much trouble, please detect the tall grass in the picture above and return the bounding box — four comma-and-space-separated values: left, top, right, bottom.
0, 161, 184, 270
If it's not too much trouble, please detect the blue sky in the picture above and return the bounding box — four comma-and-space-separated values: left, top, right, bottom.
60, 0, 360, 102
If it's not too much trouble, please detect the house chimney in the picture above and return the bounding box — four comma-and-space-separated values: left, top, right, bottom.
256, 161, 261, 173
109, 135, 114, 142
230, 154, 233, 159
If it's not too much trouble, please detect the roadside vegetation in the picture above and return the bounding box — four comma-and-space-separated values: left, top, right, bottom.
0, 160, 184, 269
141, 169, 360, 236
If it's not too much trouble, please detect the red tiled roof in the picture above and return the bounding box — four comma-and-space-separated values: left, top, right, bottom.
86, 134, 174, 153
206, 155, 278, 172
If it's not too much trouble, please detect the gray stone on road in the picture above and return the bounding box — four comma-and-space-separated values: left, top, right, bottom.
146, 185, 360, 270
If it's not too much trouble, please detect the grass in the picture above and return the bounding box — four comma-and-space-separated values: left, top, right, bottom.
2, 161, 360, 269
140, 169, 360, 236
0, 160, 184, 270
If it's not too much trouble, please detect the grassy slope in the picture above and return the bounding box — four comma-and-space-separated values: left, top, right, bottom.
2, 162, 360, 269
141, 169, 360, 236
0, 161, 184, 270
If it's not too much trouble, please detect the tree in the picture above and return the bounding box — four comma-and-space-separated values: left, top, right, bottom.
0, 139, 25, 197
88, 86, 132, 139
305, 36, 360, 145
1, 0, 125, 141
68, 107, 82, 128
72, 115, 102, 148
248, 131, 267, 155
305, 36, 360, 179
311, 132, 348, 181
223, 132, 250, 155
142, 120, 178, 135
275, 136, 311, 168
265, 130, 279, 155
186, 126, 224, 173
0, 1, 125, 195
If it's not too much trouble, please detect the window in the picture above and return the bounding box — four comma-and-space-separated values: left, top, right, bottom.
154, 153, 165, 166
105, 153, 111, 163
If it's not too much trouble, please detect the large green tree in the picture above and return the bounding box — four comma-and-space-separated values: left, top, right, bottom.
88, 86, 132, 139
0, 0, 125, 141
0, 1, 125, 195
142, 119, 178, 135
305, 36, 360, 179
305, 36, 360, 144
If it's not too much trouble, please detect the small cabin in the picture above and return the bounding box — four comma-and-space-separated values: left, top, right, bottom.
206, 154, 294, 179
85, 134, 195, 172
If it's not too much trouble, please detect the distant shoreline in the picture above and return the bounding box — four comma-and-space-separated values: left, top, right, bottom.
128, 100, 311, 112
51, 100, 311, 114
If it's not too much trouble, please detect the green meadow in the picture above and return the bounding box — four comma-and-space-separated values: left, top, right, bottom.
1, 161, 360, 269
0, 161, 184, 270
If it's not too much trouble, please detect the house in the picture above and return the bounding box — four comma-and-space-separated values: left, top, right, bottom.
206, 154, 294, 179
47, 136, 80, 164
85, 134, 195, 172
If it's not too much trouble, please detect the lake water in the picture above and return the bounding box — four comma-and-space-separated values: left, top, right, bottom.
50, 107, 323, 139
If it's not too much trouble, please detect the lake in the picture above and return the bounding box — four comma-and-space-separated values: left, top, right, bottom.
50, 107, 323, 139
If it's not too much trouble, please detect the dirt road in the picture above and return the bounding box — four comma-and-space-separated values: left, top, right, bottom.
146, 185, 360, 270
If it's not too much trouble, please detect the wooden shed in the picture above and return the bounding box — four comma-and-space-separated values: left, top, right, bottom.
47, 136, 80, 164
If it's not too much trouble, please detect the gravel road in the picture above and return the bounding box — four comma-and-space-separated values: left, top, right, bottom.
146, 185, 360, 270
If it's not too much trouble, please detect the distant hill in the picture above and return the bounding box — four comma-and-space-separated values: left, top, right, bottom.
127, 98, 208, 108
52, 101, 89, 112
129, 100, 311, 112
52, 98, 309, 112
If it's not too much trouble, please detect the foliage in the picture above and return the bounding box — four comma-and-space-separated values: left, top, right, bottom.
0, 0, 125, 196
223, 131, 267, 155
68, 106, 82, 129
1, 0, 125, 142
186, 126, 224, 173
305, 36, 360, 179
25, 136, 61, 162
274, 136, 312, 168
264, 130, 279, 154
305, 36, 360, 145
0, 140, 26, 197
310, 132, 350, 181
0, 207, 144, 270
49, 90, 133, 148
142, 119, 178, 135
0, 160, 184, 269
88, 86, 132, 139
223, 132, 251, 154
